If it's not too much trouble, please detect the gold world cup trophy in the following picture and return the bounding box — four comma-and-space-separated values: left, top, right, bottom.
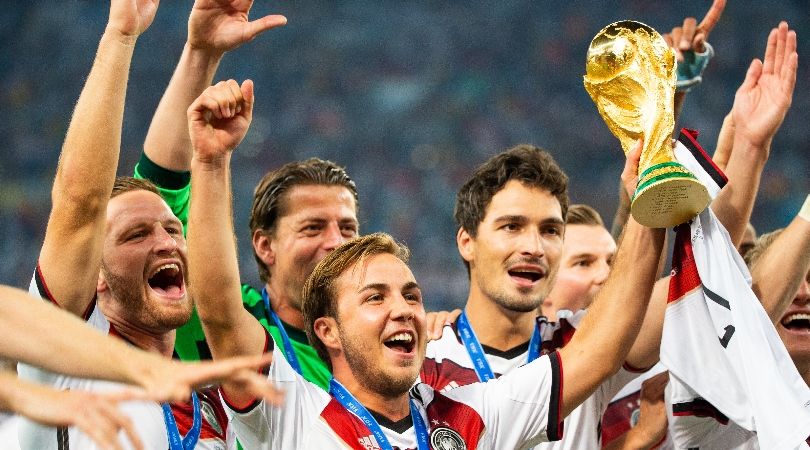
584, 20, 710, 228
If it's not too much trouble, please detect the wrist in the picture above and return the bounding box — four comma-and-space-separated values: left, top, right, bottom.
103, 26, 139, 46
730, 132, 771, 164
185, 41, 226, 64
192, 153, 232, 171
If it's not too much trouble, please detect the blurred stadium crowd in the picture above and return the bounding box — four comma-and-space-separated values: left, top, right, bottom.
0, 0, 807, 310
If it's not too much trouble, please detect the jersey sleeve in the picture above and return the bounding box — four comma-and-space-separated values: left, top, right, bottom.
221, 331, 331, 449
444, 350, 564, 448
133, 152, 191, 232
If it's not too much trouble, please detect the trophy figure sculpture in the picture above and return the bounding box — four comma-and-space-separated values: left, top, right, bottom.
584, 20, 710, 228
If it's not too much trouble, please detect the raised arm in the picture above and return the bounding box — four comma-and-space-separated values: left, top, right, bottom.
187, 81, 268, 404
143, 0, 285, 171
37, 0, 158, 316
711, 21, 797, 246
0, 369, 144, 450
0, 285, 280, 405
750, 197, 810, 322
558, 142, 666, 417
623, 22, 800, 371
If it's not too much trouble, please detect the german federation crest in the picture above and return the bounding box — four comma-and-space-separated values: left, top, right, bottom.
430, 427, 465, 450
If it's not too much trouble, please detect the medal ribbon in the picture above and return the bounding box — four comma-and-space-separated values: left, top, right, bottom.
161, 391, 200, 450
261, 287, 304, 375
457, 310, 541, 382
329, 379, 429, 450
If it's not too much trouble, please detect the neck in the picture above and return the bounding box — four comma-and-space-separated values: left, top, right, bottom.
265, 282, 305, 330
464, 290, 536, 352
332, 364, 411, 422
106, 317, 175, 357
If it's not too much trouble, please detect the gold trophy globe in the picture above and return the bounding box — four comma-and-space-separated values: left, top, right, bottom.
584, 20, 710, 228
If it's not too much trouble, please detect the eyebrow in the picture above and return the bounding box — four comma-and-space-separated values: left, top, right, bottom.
358, 281, 421, 293
494, 215, 565, 226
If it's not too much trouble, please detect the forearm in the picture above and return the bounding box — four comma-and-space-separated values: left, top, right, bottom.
710, 134, 767, 247
188, 156, 265, 359
560, 219, 664, 415
603, 425, 663, 450
752, 209, 810, 322
40, 28, 138, 314
625, 277, 669, 369
55, 28, 135, 208
144, 45, 223, 171
0, 285, 163, 386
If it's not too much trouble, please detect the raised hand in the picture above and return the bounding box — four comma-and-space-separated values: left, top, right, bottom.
620, 139, 643, 200
425, 309, 462, 341
188, 0, 287, 54
188, 79, 255, 164
108, 0, 160, 38
732, 21, 798, 150
142, 353, 282, 406
663, 0, 726, 61
8, 378, 146, 450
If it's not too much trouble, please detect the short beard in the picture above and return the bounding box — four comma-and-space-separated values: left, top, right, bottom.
101, 262, 190, 331
337, 322, 415, 398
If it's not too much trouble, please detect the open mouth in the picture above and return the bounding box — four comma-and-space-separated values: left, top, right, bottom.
148, 263, 185, 299
508, 267, 544, 285
384, 332, 416, 354
781, 313, 810, 333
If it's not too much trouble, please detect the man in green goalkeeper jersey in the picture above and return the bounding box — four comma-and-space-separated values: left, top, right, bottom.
132, 1, 350, 389
134, 1, 453, 390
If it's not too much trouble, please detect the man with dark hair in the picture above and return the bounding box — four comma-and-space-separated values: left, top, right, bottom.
184, 79, 667, 446
421, 143, 667, 450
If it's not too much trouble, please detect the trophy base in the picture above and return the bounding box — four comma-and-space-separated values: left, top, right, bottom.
631, 164, 710, 228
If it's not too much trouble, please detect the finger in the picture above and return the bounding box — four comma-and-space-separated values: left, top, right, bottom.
671, 27, 683, 51
680, 17, 697, 50
693, 32, 706, 53
698, 0, 726, 35
244, 14, 288, 41
670, 27, 683, 61
425, 313, 439, 340
739, 58, 763, 93
77, 409, 127, 450
241, 79, 255, 119
762, 28, 778, 74
663, 33, 674, 49
781, 51, 798, 100
773, 22, 789, 75
225, 79, 243, 116
448, 309, 462, 324
108, 406, 143, 450
102, 387, 149, 404
192, 93, 224, 121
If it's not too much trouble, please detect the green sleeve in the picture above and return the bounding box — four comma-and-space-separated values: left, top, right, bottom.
133, 153, 191, 233
241, 285, 332, 390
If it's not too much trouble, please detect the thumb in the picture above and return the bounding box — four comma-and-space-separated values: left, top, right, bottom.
244, 14, 288, 41
621, 138, 643, 197
738, 58, 763, 92
241, 79, 255, 119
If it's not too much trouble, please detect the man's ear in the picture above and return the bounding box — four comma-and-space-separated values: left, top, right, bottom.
253, 229, 275, 268
314, 316, 341, 352
457, 227, 475, 264
97, 270, 108, 293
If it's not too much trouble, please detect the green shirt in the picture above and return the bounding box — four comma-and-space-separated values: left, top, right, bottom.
134, 153, 331, 390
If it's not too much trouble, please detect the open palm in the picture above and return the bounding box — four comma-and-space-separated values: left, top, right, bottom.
732, 22, 798, 148
108, 0, 160, 37
188, 0, 287, 53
